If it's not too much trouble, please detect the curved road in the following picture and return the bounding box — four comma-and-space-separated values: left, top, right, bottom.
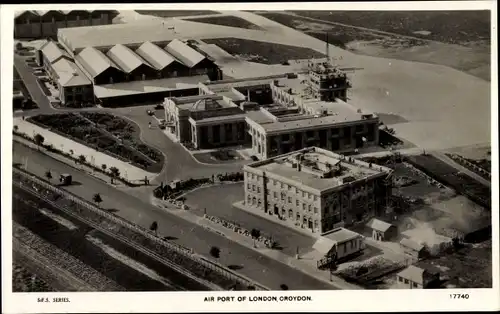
13, 142, 334, 290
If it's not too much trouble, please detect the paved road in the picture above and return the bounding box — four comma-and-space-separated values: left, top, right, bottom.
14, 55, 53, 113
114, 106, 247, 183
13, 142, 334, 290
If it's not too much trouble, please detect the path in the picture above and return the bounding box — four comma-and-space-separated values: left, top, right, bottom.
12, 143, 334, 291
14, 118, 155, 182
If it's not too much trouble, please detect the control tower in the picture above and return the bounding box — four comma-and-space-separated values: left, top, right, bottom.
307, 62, 351, 102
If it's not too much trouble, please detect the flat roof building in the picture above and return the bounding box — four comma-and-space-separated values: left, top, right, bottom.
245, 74, 379, 159
243, 147, 392, 234
164, 93, 249, 149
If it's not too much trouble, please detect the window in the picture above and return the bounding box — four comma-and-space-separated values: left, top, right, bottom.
404, 279, 409, 284
302, 191, 306, 197
314, 196, 318, 201
247, 183, 251, 189
280, 182, 284, 188
314, 207, 318, 214
288, 196, 291, 203
398, 277, 403, 282
308, 204, 312, 212
296, 200, 299, 206
289, 209, 293, 218
273, 192, 277, 199
413, 282, 418, 288
281, 193, 285, 201
247, 195, 251, 203
273, 180, 277, 186
252, 185, 255, 192
257, 187, 261, 193
302, 204, 306, 211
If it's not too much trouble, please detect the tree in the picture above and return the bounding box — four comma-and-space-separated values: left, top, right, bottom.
109, 166, 120, 183
13, 125, 19, 132
78, 154, 86, 164
209, 246, 220, 259
34, 133, 44, 150
45, 170, 52, 181
69, 149, 74, 156
101, 164, 107, 172
250, 228, 261, 248
280, 284, 289, 290
92, 193, 103, 207
15, 42, 23, 51
150, 221, 158, 236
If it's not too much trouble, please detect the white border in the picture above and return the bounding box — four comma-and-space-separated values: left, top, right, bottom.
1, 2, 498, 313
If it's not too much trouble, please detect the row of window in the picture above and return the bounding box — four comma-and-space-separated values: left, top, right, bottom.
397, 276, 419, 288
247, 195, 319, 228
246, 175, 320, 201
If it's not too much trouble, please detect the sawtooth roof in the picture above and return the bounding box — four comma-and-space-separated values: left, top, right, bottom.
106, 44, 154, 74
135, 41, 183, 71
164, 39, 206, 68
75, 46, 123, 78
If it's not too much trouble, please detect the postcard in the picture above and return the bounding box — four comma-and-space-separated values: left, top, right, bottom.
1, 1, 498, 313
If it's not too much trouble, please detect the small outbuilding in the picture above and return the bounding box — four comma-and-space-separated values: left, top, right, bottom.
366, 218, 398, 241
396, 265, 440, 289
314, 228, 365, 262
400, 238, 429, 261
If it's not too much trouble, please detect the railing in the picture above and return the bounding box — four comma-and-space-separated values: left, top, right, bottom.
12, 168, 269, 291
447, 153, 491, 180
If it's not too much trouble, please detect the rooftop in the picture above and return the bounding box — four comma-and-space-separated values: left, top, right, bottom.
397, 265, 428, 285
245, 99, 374, 134
400, 238, 425, 251
57, 19, 264, 52
245, 147, 392, 192
40, 41, 71, 64
93, 75, 207, 99
323, 228, 362, 244
52, 58, 91, 87
366, 218, 394, 233
176, 96, 235, 111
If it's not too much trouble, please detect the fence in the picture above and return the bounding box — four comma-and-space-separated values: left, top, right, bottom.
447, 154, 491, 179
12, 168, 269, 291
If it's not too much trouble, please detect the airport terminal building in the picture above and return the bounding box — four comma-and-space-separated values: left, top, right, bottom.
164, 64, 379, 157
243, 147, 393, 234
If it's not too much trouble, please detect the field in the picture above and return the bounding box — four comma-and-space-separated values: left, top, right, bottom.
202, 38, 326, 64
12, 262, 55, 292
291, 11, 490, 45
186, 15, 261, 30
417, 240, 492, 288
135, 10, 219, 18
259, 12, 427, 50
406, 154, 491, 209
28, 113, 164, 173
257, 11, 490, 81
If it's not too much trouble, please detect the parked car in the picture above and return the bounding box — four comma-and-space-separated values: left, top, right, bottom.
250, 155, 259, 161
59, 174, 72, 186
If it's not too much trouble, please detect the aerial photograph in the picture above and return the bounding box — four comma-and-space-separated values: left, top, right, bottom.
11, 9, 492, 292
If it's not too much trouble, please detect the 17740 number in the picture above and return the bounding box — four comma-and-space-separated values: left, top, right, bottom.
450, 294, 470, 299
